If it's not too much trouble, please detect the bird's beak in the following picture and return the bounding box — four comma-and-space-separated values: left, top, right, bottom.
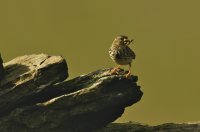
126, 39, 134, 45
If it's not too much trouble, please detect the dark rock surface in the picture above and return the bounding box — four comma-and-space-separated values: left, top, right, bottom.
0, 54, 143, 132
0, 54, 68, 117
96, 122, 200, 132
0, 54, 5, 80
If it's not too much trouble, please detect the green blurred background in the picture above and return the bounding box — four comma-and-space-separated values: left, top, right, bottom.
0, 0, 200, 125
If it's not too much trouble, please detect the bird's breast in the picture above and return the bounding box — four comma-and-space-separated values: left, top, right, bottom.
109, 46, 133, 65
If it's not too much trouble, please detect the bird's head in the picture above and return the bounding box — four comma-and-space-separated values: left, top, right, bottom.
112, 35, 134, 46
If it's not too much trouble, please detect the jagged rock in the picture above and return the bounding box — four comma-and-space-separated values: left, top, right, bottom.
0, 54, 5, 80
0, 54, 68, 116
96, 122, 200, 132
0, 54, 143, 132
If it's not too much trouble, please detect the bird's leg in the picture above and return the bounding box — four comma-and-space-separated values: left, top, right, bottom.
110, 65, 120, 74
125, 63, 132, 78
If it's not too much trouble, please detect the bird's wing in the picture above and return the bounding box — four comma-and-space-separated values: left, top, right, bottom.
126, 47, 136, 59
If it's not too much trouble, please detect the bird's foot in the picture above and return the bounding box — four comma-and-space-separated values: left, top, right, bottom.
110, 66, 120, 75
125, 71, 131, 78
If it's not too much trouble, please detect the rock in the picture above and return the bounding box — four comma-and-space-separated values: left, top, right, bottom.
96, 122, 200, 132
0, 54, 143, 132
0, 54, 68, 117
0, 54, 5, 80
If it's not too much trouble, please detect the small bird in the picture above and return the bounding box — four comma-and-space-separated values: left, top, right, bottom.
109, 35, 136, 78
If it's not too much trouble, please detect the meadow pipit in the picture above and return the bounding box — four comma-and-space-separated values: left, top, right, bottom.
109, 35, 135, 78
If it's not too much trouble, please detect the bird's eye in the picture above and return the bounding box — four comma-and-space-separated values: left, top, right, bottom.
123, 38, 128, 42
